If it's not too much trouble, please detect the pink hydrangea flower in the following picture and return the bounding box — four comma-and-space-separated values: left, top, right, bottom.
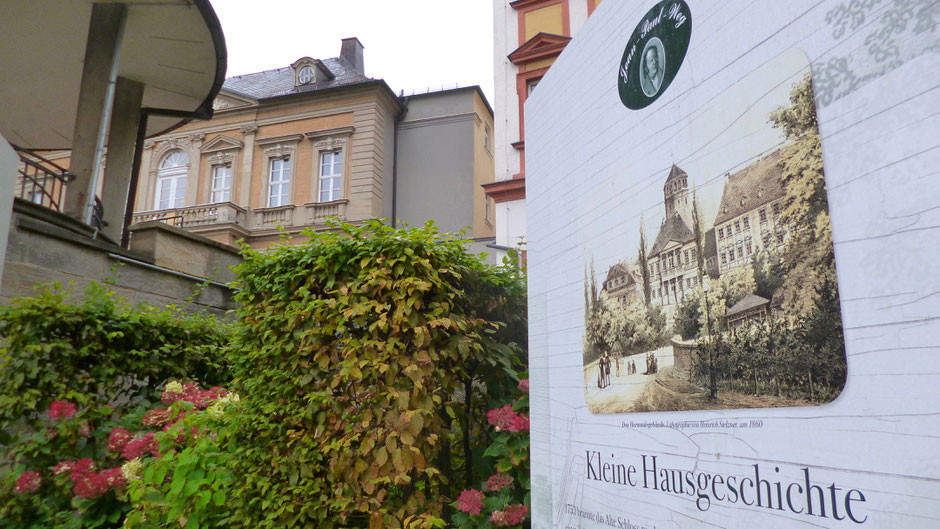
456, 489, 485, 515
161, 382, 226, 410
14, 471, 41, 493
491, 504, 528, 526
107, 427, 133, 452
68, 459, 95, 480
486, 405, 529, 432
47, 400, 77, 419
72, 467, 125, 499
517, 379, 529, 393
52, 461, 73, 475
485, 472, 514, 492
122, 433, 158, 460
142, 407, 173, 427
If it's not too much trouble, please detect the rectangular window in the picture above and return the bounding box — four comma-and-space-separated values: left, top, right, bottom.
729, 250, 735, 262
668, 254, 674, 268
484, 123, 493, 154
759, 208, 767, 223
267, 157, 291, 207
721, 253, 728, 265
210, 165, 231, 203
157, 175, 186, 210
691, 248, 697, 261
684, 250, 690, 266
718, 227, 724, 239
686, 278, 692, 289
737, 246, 744, 259
734, 220, 741, 233
746, 240, 752, 255
743, 216, 750, 230
527, 78, 540, 96
772, 202, 781, 216
485, 195, 495, 225
319, 151, 342, 202
776, 231, 785, 244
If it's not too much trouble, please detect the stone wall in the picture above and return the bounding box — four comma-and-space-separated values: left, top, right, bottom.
670, 336, 697, 381
1, 199, 238, 316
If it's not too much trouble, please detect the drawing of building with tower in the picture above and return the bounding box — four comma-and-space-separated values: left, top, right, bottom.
647, 165, 709, 308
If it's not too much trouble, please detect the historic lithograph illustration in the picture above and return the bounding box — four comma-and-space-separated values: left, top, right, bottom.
584, 49, 848, 413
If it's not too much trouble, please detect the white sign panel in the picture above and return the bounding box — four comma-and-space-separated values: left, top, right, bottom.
525, 1, 940, 527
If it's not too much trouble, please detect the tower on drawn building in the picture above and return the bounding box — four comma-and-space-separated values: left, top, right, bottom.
645, 165, 714, 312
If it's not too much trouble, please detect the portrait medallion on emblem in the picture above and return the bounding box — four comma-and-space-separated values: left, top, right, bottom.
618, 0, 691, 109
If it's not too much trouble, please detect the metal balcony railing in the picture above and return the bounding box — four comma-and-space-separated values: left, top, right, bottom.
13, 146, 72, 212
13, 146, 105, 231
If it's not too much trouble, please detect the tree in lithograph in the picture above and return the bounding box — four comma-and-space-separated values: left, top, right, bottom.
770, 73, 837, 322
583, 260, 605, 364
637, 217, 652, 306
770, 73, 846, 398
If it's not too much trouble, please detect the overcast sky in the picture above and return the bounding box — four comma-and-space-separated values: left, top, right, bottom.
211, 0, 495, 104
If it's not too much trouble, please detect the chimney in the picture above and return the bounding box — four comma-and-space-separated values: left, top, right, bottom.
341, 37, 364, 74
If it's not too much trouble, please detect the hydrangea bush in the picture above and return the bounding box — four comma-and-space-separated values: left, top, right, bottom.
452, 375, 530, 528
0, 282, 231, 528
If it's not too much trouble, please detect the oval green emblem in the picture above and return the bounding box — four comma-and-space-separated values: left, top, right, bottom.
617, 0, 692, 109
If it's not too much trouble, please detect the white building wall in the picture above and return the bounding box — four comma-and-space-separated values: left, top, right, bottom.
568, 0, 589, 34
495, 198, 527, 249
493, 0, 520, 182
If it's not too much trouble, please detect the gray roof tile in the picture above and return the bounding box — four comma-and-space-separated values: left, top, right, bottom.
221, 57, 372, 100
727, 294, 770, 317
714, 149, 786, 226
648, 215, 693, 257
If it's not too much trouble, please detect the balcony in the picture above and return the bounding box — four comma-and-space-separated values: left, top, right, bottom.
13, 146, 105, 231
132, 202, 247, 229
253, 204, 295, 229
303, 199, 348, 224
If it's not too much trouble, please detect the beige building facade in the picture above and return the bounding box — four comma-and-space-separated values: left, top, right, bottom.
131, 39, 494, 248
713, 149, 787, 275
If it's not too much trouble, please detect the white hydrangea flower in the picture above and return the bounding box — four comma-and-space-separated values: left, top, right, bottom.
164, 380, 184, 394
122, 458, 143, 482
206, 403, 225, 419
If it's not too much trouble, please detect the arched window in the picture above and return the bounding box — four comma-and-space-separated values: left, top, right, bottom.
155, 150, 188, 209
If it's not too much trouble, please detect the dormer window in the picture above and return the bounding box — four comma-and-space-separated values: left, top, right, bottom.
292, 57, 335, 88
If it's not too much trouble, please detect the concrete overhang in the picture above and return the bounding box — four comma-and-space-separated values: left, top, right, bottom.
0, 0, 227, 150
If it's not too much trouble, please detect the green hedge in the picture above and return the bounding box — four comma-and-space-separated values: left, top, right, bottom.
0, 282, 232, 528
221, 220, 526, 529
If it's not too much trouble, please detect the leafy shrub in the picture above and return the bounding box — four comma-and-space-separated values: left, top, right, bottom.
220, 220, 526, 528
0, 282, 232, 528
453, 376, 530, 528
124, 384, 239, 529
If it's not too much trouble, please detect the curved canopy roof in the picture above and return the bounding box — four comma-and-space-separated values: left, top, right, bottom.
0, 0, 226, 150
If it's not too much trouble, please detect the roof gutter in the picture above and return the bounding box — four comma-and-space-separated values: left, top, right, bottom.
118, 0, 227, 248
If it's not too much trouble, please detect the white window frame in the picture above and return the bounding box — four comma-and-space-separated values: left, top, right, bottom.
256, 135, 302, 210
201, 136, 243, 205
267, 156, 291, 208
306, 127, 354, 204
210, 164, 232, 203
154, 149, 189, 210
484, 122, 493, 155
298, 66, 315, 84
318, 150, 343, 202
